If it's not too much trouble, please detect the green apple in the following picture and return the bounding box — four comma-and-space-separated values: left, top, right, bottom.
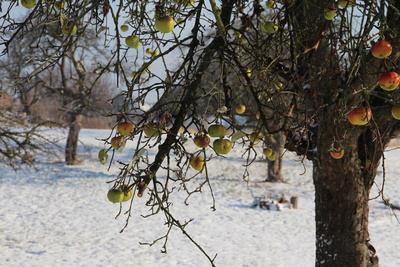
324, 6, 336, 20
125, 35, 140, 49
190, 156, 205, 171
213, 138, 232, 154
267, 151, 277, 161
262, 22, 278, 33
338, 0, 355, 8
107, 188, 124, 203
21, 0, 36, 9
193, 134, 210, 148
98, 149, 108, 165
118, 184, 133, 202
143, 123, 161, 138
155, 16, 175, 33
208, 124, 227, 138
117, 121, 135, 136
120, 25, 129, 32
62, 22, 78, 35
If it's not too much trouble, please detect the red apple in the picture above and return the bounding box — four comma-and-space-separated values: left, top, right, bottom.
110, 136, 123, 149
379, 72, 400, 91
213, 138, 232, 154
330, 146, 344, 159
347, 107, 372, 126
208, 124, 227, 138
391, 105, 400, 120
371, 40, 392, 59
117, 121, 134, 136
193, 134, 210, 148
189, 156, 205, 171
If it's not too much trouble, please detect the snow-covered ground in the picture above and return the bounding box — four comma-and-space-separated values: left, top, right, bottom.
0, 128, 399, 266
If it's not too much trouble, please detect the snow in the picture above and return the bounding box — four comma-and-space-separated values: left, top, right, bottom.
0, 128, 399, 266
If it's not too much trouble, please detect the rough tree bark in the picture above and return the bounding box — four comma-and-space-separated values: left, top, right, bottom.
65, 113, 82, 165
265, 133, 285, 182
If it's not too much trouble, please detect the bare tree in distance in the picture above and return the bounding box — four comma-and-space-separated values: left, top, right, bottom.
2, 1, 400, 266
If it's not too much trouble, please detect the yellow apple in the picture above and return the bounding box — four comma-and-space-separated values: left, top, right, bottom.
145, 48, 153, 55
120, 25, 129, 32
107, 188, 124, 203
155, 16, 175, 33
324, 6, 336, 20
190, 156, 205, 171
118, 184, 133, 202
267, 151, 277, 161
213, 138, 232, 154
371, 40, 392, 59
236, 105, 246, 114
262, 22, 278, 33
21, 0, 36, 9
330, 145, 344, 159
249, 132, 263, 143
143, 123, 161, 138
379, 72, 400, 91
117, 121, 135, 136
208, 124, 227, 138
391, 105, 400, 120
62, 22, 78, 35
193, 134, 211, 148
263, 147, 273, 157
347, 107, 372, 126
125, 35, 140, 49
266, 1, 276, 8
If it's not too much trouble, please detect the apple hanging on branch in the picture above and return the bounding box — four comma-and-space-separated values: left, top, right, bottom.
330, 145, 345, 159
208, 124, 227, 138
213, 138, 232, 154
117, 122, 135, 136
193, 134, 210, 148
190, 156, 205, 171
379, 72, 400, 91
347, 107, 372, 126
371, 40, 392, 59
155, 16, 175, 33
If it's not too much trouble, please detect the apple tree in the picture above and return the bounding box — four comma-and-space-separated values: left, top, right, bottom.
2, 0, 400, 266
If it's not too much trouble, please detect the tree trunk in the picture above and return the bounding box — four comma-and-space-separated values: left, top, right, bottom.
265, 133, 285, 182
313, 160, 379, 267
65, 113, 82, 165
311, 115, 385, 266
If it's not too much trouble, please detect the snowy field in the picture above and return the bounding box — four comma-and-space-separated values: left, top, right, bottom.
0, 128, 399, 267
